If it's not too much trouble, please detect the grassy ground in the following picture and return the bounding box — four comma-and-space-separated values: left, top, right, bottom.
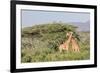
21, 49, 90, 63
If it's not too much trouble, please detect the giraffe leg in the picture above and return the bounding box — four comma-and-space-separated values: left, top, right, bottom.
59, 48, 62, 53
65, 46, 68, 51
71, 39, 75, 52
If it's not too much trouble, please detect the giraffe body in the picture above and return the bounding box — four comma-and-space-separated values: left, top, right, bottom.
59, 42, 68, 52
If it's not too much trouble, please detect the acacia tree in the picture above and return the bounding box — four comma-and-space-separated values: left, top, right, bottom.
22, 22, 80, 51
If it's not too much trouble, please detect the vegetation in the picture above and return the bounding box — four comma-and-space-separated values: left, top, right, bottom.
21, 22, 90, 63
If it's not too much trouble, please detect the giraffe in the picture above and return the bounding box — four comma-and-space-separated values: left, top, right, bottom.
71, 36, 80, 52
59, 32, 73, 52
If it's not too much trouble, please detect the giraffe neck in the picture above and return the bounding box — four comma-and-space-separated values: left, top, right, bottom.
65, 34, 72, 44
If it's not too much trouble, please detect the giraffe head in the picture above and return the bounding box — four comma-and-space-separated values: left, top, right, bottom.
66, 32, 73, 37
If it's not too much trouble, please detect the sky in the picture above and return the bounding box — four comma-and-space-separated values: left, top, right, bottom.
21, 10, 90, 31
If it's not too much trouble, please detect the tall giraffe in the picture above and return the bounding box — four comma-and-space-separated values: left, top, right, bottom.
59, 32, 73, 52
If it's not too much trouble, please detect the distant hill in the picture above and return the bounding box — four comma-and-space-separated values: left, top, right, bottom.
69, 21, 90, 32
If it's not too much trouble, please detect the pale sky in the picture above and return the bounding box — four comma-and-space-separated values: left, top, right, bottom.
21, 10, 90, 28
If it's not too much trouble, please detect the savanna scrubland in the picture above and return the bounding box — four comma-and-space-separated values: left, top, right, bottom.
21, 22, 90, 63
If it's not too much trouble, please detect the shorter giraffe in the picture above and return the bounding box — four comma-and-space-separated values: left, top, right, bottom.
59, 42, 67, 52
